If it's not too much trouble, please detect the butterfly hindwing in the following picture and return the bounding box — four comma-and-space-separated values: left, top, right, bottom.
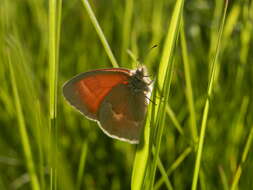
98, 84, 147, 143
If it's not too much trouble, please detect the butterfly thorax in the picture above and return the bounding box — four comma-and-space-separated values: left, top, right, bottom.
128, 67, 151, 94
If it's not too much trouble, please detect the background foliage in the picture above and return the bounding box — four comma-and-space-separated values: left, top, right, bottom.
0, 0, 253, 189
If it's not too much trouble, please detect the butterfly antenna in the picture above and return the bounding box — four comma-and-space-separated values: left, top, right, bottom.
127, 49, 139, 68
137, 44, 158, 65
127, 45, 158, 68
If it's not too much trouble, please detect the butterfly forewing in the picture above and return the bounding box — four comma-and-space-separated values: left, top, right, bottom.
63, 70, 130, 120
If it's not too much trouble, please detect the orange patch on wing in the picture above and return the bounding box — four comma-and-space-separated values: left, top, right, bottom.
75, 73, 129, 114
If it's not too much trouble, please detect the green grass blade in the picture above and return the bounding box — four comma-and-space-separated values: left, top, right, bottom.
191, 1, 229, 189
77, 141, 88, 190
131, 95, 153, 190
227, 96, 249, 171
212, 3, 241, 88
222, 3, 240, 50
230, 123, 253, 190
208, 0, 223, 62
239, 0, 253, 65
81, 0, 118, 67
156, 155, 173, 190
121, 0, 133, 66
56, 0, 62, 66
8, 53, 40, 190
180, 20, 198, 143
49, 0, 57, 120
148, 0, 185, 188
49, 0, 61, 188
166, 104, 184, 135
146, 0, 163, 67
35, 101, 45, 190
1, 0, 253, 189
154, 147, 192, 189
218, 166, 229, 190
157, 0, 184, 89
236, 0, 253, 87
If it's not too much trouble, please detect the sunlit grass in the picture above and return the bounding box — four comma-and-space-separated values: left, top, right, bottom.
8, 51, 40, 190
48, 0, 62, 189
0, 0, 253, 189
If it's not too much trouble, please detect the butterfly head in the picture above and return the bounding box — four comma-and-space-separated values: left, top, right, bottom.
129, 66, 152, 94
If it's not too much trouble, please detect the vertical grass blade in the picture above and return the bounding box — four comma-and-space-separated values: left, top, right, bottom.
77, 141, 88, 190
236, 0, 253, 87
148, 0, 185, 189
191, 1, 229, 189
149, 57, 175, 189
146, 0, 163, 67
49, 0, 62, 189
56, 0, 62, 66
35, 101, 45, 190
180, 21, 198, 143
81, 0, 118, 67
157, 0, 184, 89
8, 53, 40, 190
2, 0, 253, 189
121, 0, 133, 65
131, 95, 153, 190
212, 3, 241, 87
49, 0, 57, 121
208, 0, 223, 62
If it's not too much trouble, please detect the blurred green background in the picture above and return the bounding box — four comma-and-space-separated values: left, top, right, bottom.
0, 0, 253, 189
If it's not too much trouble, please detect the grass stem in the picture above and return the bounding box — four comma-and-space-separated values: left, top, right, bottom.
191, 1, 228, 189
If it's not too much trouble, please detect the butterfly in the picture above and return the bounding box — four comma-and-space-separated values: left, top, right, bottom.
63, 66, 152, 144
